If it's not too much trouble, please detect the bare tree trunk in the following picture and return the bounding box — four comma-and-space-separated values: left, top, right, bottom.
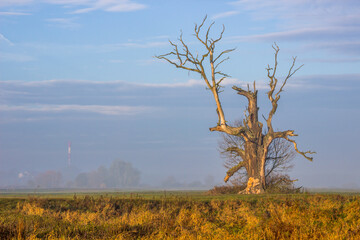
240, 142, 267, 194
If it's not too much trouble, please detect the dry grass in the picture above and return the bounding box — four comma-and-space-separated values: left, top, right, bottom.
0, 193, 359, 239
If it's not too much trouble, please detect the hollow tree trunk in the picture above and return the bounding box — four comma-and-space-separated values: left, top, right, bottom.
240, 142, 266, 194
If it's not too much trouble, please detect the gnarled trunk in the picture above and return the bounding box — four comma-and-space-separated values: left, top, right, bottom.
240, 142, 267, 194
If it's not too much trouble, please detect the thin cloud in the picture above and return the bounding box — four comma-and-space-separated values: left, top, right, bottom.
0, 79, 204, 88
230, 0, 360, 27
105, 1, 146, 12
73, 40, 168, 52
10, 39, 167, 55
310, 41, 360, 55
0, 78, 241, 89
0, 33, 14, 46
0, 104, 156, 115
134, 79, 205, 88
0, 79, 126, 87
302, 57, 360, 63
0, 117, 54, 124
1, 0, 147, 13
147, 35, 170, 40
46, 17, 80, 29
285, 74, 360, 90
44, 0, 89, 4
0, 0, 33, 7
108, 59, 124, 63
229, 74, 360, 91
0, 89, 30, 97
120, 41, 168, 48
224, 0, 360, 57
0, 52, 35, 62
212, 11, 239, 20
229, 27, 360, 42
137, 58, 162, 66
0, 11, 30, 16
3, 75, 359, 92
69, 0, 147, 14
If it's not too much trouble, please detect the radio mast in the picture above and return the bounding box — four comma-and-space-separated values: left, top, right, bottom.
68, 141, 71, 166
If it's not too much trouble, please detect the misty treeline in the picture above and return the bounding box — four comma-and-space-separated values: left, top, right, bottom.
26, 160, 140, 189
16, 160, 215, 189
72, 160, 140, 188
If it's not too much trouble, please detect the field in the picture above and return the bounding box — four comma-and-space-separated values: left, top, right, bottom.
0, 191, 359, 239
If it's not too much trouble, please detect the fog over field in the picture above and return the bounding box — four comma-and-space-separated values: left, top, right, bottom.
0, 0, 359, 190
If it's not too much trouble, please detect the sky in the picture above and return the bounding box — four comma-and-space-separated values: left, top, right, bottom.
0, 0, 360, 189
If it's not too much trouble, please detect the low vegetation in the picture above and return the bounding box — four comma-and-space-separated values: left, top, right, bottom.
208, 174, 302, 195
0, 192, 359, 239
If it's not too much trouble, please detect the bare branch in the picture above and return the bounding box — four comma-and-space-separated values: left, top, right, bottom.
155, 54, 201, 74
266, 43, 303, 134
224, 161, 246, 182
214, 71, 230, 78
209, 124, 249, 139
232, 86, 254, 100
155, 18, 222, 90
270, 130, 315, 161
226, 146, 245, 159
271, 43, 279, 79
265, 138, 295, 178
205, 21, 215, 45
194, 16, 209, 48
214, 57, 230, 71
215, 77, 227, 91
275, 57, 304, 98
284, 136, 316, 161
210, 24, 225, 48
214, 48, 235, 63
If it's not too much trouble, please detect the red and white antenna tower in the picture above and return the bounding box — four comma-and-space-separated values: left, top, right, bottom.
68, 141, 71, 166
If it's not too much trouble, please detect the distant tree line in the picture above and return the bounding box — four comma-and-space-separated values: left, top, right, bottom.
73, 160, 140, 188
26, 160, 140, 189
27, 170, 62, 188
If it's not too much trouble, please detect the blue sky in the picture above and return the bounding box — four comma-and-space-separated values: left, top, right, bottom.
1, 0, 360, 188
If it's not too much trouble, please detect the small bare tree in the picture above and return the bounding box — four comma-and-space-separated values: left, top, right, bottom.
156, 16, 315, 194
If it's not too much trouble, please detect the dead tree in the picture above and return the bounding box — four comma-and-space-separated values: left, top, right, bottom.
156, 16, 315, 194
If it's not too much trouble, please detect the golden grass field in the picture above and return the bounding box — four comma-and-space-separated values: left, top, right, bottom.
0, 191, 359, 239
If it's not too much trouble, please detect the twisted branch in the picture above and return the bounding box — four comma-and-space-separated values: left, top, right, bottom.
224, 161, 246, 183
155, 16, 238, 135
265, 43, 303, 134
